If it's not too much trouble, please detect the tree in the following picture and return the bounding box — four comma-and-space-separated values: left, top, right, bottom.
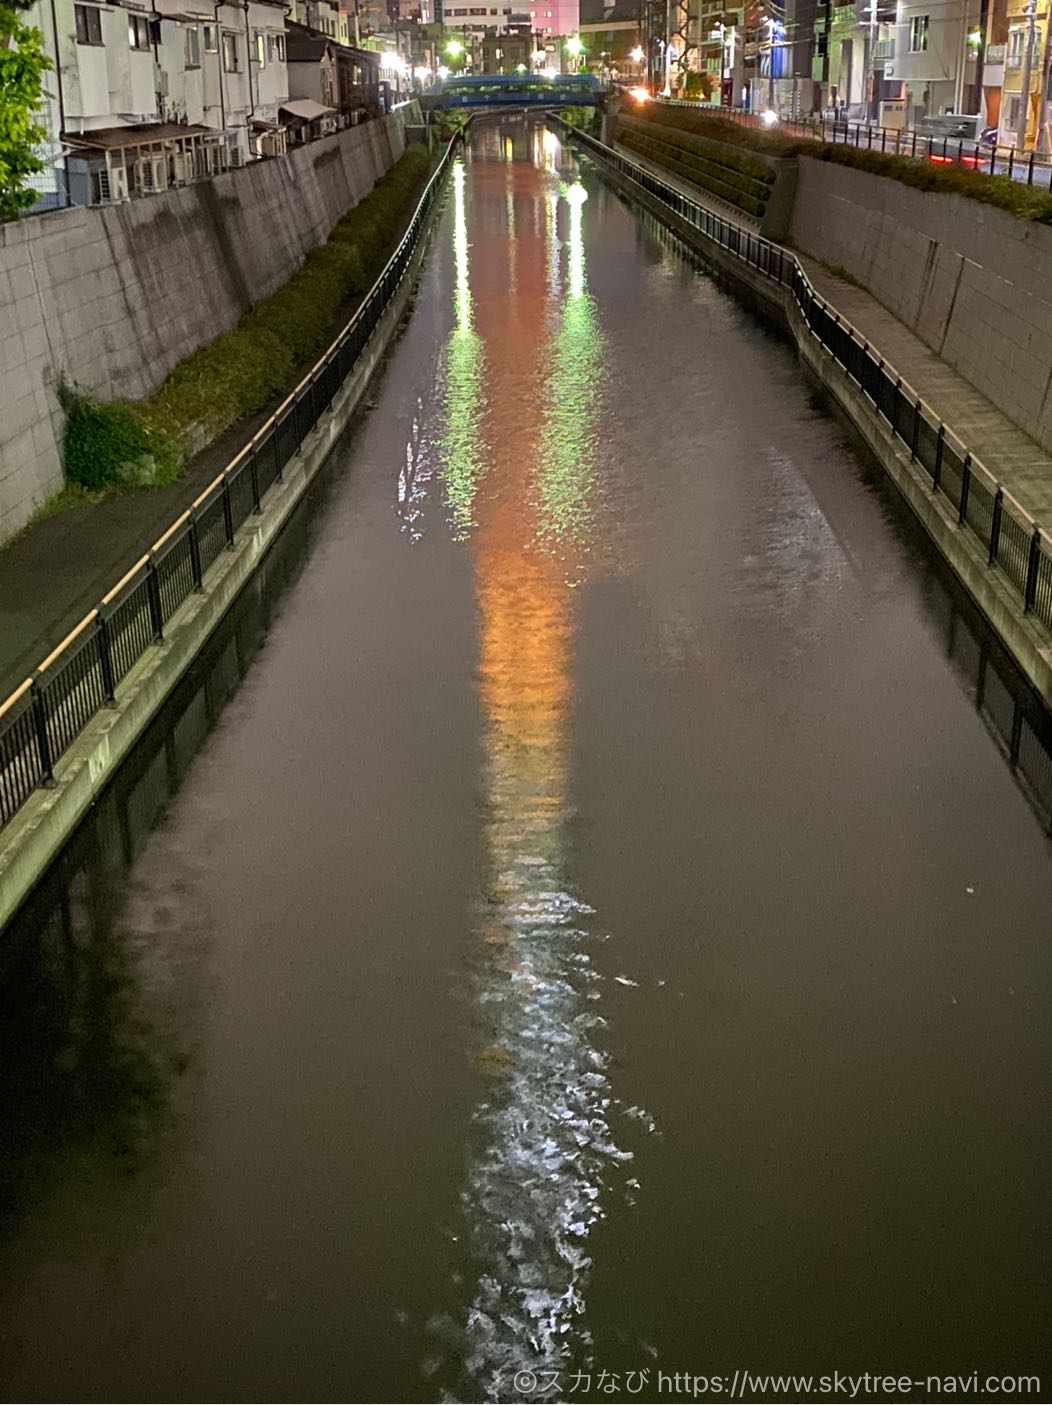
0, 0, 51, 220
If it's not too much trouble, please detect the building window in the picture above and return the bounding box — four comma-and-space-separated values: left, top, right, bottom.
185, 25, 200, 66
255, 31, 266, 65
909, 15, 928, 51
203, 22, 218, 50
222, 30, 239, 70
74, 3, 103, 44
268, 32, 285, 61
128, 12, 151, 49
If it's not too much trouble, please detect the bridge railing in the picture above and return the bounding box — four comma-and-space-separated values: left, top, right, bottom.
552, 115, 1052, 647
0, 133, 463, 837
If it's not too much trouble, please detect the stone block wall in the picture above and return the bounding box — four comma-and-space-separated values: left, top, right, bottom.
790, 157, 1052, 453
0, 113, 405, 543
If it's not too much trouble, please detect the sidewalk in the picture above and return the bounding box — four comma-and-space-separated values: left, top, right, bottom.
614, 138, 1052, 530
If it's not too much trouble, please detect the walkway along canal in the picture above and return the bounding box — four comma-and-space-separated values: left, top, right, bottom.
2, 119, 1052, 1403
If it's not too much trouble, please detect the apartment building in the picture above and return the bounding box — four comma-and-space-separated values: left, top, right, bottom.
31, 0, 291, 204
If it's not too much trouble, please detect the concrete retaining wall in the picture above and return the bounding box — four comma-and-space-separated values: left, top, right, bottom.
790, 156, 1052, 454
0, 113, 406, 544
0, 159, 440, 934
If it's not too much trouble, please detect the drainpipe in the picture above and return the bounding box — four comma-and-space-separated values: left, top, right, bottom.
244, 0, 257, 148
47, 0, 70, 198
214, 0, 228, 154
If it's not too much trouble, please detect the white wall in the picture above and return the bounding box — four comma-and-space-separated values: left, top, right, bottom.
790, 155, 1052, 452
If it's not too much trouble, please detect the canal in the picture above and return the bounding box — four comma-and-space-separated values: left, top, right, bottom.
2, 119, 1052, 1404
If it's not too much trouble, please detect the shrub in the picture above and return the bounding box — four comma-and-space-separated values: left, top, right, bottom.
63, 394, 181, 490
619, 125, 770, 218
633, 102, 1052, 222
63, 144, 433, 492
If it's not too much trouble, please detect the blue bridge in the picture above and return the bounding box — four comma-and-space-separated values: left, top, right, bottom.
429, 72, 602, 107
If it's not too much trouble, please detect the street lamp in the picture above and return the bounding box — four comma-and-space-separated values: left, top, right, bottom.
565, 33, 585, 71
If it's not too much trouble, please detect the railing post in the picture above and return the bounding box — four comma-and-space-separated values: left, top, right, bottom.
146, 557, 164, 642
958, 453, 972, 523
910, 396, 921, 460
933, 425, 945, 491
30, 677, 55, 787
185, 510, 203, 588
989, 487, 1004, 565
97, 613, 116, 703
1024, 527, 1042, 611
222, 477, 235, 548
249, 452, 262, 515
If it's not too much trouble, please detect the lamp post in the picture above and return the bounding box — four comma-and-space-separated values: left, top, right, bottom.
565, 33, 585, 72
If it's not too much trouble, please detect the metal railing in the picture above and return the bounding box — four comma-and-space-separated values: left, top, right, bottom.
554, 117, 1052, 643
0, 133, 461, 836
648, 96, 1052, 188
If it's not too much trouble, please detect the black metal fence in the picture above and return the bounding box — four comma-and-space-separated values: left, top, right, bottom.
0, 133, 460, 836
555, 120, 1052, 643
651, 97, 1052, 189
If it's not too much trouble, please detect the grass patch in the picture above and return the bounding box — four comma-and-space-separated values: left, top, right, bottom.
62, 144, 434, 495
634, 103, 1052, 223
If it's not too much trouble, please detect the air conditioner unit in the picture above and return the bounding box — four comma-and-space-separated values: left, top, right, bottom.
101, 165, 130, 202
140, 154, 166, 190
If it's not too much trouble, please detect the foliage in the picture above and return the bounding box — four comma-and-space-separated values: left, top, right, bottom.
63, 145, 433, 493
560, 105, 596, 133
0, 0, 51, 220
618, 123, 773, 219
680, 71, 716, 102
63, 393, 181, 491
436, 109, 469, 141
637, 102, 1052, 223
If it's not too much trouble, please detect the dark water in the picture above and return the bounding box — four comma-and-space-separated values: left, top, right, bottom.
2, 121, 1052, 1404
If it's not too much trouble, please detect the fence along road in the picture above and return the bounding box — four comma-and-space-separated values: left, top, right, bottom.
0, 134, 461, 838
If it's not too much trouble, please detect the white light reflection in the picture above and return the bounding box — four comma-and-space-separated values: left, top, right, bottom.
437, 160, 487, 537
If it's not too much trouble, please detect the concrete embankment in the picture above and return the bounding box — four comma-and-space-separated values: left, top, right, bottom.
0, 113, 409, 544
566, 123, 1052, 711
0, 151, 451, 934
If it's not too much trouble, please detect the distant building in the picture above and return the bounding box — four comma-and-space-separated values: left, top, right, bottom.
29, 0, 291, 205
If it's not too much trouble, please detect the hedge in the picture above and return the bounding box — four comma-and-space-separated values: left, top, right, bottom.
632, 102, 1052, 223
618, 126, 769, 218
64, 144, 433, 492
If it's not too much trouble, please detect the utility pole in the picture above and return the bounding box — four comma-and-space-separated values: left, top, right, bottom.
1017, 0, 1038, 148
860, 0, 876, 121
1036, 0, 1052, 150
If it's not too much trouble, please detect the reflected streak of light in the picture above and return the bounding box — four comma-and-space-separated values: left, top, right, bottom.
453, 160, 631, 1401
438, 161, 487, 538
533, 181, 606, 558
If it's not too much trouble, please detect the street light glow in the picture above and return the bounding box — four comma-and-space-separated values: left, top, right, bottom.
629, 44, 644, 61
445, 38, 463, 56
565, 35, 584, 54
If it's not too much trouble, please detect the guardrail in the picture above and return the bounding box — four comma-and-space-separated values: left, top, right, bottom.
0, 133, 461, 835
553, 116, 1052, 638
648, 96, 1052, 187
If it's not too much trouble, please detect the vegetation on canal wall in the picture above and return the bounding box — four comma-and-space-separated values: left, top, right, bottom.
633, 102, 1052, 223
63, 145, 432, 495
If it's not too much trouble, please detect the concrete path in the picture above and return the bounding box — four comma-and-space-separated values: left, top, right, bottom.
614, 137, 1052, 526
